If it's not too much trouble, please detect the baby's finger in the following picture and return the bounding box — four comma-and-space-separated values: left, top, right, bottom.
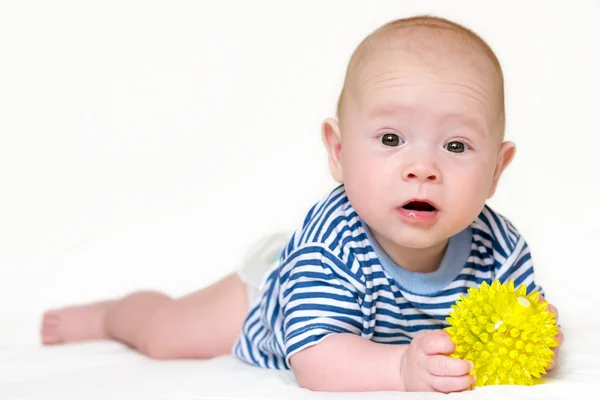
548, 347, 560, 370
555, 329, 564, 347
427, 355, 474, 377
547, 304, 559, 322
431, 374, 475, 394
421, 330, 455, 355
547, 330, 564, 371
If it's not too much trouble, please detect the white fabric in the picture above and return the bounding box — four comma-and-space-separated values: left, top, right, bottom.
237, 233, 289, 307
1, 312, 598, 399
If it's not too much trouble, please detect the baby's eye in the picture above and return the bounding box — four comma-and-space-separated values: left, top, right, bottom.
381, 133, 403, 147
445, 141, 469, 153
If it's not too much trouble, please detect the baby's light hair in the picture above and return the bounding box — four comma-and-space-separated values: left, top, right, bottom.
337, 15, 506, 139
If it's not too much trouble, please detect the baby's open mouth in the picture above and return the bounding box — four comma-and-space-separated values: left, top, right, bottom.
401, 201, 437, 212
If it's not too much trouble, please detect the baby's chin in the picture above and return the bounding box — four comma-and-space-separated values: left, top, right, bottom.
374, 228, 449, 252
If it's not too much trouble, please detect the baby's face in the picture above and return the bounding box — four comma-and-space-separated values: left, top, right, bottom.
335, 50, 511, 252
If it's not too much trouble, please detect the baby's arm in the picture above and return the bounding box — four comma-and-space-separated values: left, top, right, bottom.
280, 245, 472, 392
290, 330, 474, 392
290, 333, 406, 391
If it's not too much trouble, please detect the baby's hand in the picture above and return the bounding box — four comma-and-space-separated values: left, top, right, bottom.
539, 296, 563, 371
401, 330, 474, 393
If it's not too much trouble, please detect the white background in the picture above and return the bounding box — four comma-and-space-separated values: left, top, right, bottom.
0, 0, 598, 330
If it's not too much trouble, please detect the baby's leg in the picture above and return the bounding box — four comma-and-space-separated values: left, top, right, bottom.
41, 272, 249, 359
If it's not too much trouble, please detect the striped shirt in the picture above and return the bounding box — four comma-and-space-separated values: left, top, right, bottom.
232, 185, 542, 369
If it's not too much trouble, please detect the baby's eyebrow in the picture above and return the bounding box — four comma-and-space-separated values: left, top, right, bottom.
440, 113, 488, 136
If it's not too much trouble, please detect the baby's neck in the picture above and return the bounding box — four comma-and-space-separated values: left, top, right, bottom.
378, 237, 449, 273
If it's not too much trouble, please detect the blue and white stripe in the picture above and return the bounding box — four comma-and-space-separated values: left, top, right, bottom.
233, 185, 542, 369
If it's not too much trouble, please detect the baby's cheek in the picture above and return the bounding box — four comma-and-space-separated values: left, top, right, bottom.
345, 155, 382, 189
344, 165, 388, 219
345, 172, 379, 209
446, 175, 488, 223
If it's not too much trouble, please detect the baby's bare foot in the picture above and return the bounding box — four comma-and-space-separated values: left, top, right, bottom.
41, 301, 115, 345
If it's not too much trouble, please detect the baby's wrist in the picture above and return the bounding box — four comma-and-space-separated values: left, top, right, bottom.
395, 344, 410, 391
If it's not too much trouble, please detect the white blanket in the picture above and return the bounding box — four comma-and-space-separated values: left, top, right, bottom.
1, 313, 597, 400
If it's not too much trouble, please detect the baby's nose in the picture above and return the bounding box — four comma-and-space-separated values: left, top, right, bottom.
402, 163, 441, 183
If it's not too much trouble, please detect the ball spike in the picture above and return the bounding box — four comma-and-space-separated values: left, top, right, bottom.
507, 281, 515, 292
527, 291, 540, 304
515, 284, 527, 296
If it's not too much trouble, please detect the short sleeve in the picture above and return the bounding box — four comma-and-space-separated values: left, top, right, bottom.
493, 219, 544, 296
278, 244, 364, 366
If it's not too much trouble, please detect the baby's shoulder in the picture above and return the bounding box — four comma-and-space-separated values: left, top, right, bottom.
278, 185, 367, 278
286, 185, 361, 250
470, 205, 525, 258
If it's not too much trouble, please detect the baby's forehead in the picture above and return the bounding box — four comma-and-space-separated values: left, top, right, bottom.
352, 47, 500, 105
339, 19, 505, 135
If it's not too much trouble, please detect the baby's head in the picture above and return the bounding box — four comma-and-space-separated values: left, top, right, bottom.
322, 16, 516, 255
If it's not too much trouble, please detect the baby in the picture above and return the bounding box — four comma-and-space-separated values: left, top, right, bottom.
41, 15, 563, 393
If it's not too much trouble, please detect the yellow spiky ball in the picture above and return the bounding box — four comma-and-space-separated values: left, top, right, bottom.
444, 280, 558, 387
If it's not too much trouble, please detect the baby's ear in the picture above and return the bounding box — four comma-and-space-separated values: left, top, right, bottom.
488, 141, 516, 198
321, 118, 344, 184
